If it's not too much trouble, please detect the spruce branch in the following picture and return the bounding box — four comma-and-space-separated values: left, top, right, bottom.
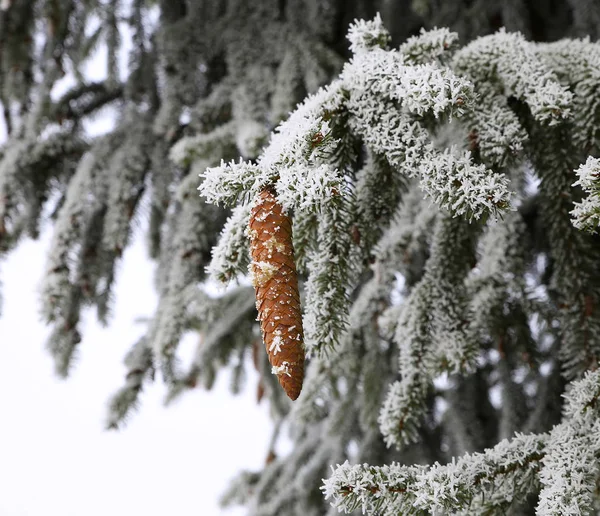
51, 81, 124, 123
148, 173, 224, 380
399, 27, 459, 65
106, 337, 154, 429
206, 203, 252, 283
530, 125, 600, 379
164, 286, 257, 402
453, 29, 573, 125
379, 214, 477, 449
323, 433, 546, 515
571, 156, 600, 234
537, 39, 600, 152
303, 192, 357, 356
538, 370, 600, 515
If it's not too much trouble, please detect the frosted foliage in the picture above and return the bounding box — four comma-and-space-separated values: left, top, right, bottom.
39, 131, 125, 375
275, 164, 341, 213
260, 85, 344, 173
328, 374, 600, 516
373, 184, 437, 277
467, 93, 527, 167
453, 30, 573, 125
206, 203, 251, 283
42, 153, 96, 323
200, 20, 513, 226
191, 17, 600, 513
271, 50, 300, 116
418, 150, 511, 218
198, 160, 267, 206
537, 370, 600, 515
0, 131, 87, 243
342, 48, 474, 119
163, 286, 256, 401
148, 173, 223, 368
341, 47, 512, 219
323, 433, 545, 515
170, 123, 237, 167
378, 282, 431, 448
468, 213, 527, 326
571, 156, 600, 233
235, 119, 269, 159
346, 13, 391, 54
200, 20, 520, 359
536, 39, 600, 151
103, 124, 151, 254
302, 195, 355, 356
3, 4, 600, 515
399, 27, 459, 65
198, 82, 347, 209
379, 215, 476, 448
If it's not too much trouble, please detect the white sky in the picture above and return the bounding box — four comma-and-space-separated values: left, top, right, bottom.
0, 229, 273, 516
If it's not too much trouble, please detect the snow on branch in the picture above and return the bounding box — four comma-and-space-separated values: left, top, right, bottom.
342, 48, 474, 119
346, 13, 391, 55
377, 214, 478, 448
148, 172, 224, 378
571, 156, 600, 233
198, 82, 347, 211
156, 12, 600, 515
326, 371, 600, 516
0, 131, 87, 246
206, 203, 252, 283
302, 192, 357, 356
199, 19, 516, 220
170, 122, 237, 167
538, 370, 600, 515
399, 27, 459, 65
453, 29, 572, 125
537, 38, 600, 152
323, 433, 546, 515
197, 159, 267, 207
342, 56, 512, 220
103, 122, 152, 256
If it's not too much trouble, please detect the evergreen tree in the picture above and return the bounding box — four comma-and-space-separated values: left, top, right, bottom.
0, 1, 600, 515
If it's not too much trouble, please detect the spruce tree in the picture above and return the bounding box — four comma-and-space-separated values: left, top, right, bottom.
1, 1, 600, 515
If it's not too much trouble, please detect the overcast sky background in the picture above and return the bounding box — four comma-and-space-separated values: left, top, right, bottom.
0, 227, 273, 516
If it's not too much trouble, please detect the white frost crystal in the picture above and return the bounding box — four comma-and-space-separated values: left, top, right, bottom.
272, 361, 292, 377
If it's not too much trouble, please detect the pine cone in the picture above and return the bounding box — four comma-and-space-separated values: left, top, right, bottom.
249, 187, 304, 400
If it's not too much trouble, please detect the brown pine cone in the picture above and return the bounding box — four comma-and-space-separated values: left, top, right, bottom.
248, 187, 304, 400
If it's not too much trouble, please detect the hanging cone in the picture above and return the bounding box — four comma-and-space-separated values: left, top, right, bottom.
249, 187, 304, 400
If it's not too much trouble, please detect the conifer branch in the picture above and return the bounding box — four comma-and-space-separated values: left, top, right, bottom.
323, 433, 547, 515
106, 337, 154, 429
571, 156, 600, 234
379, 214, 477, 449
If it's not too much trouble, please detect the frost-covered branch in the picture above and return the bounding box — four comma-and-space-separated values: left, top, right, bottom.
379, 214, 477, 448
571, 156, 600, 233
538, 370, 600, 515
323, 433, 546, 515
198, 17, 517, 360
453, 30, 572, 125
